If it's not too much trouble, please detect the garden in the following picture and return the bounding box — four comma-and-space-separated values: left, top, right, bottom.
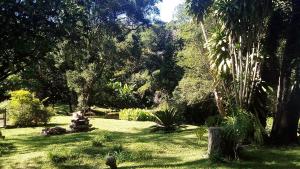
1, 0, 300, 168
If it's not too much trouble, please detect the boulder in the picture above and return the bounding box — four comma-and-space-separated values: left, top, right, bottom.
41, 127, 67, 136
70, 111, 92, 132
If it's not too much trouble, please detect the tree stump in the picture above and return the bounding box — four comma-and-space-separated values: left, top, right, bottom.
208, 127, 222, 157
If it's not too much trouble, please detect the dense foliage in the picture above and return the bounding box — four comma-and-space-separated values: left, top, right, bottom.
119, 108, 154, 121
7, 90, 51, 127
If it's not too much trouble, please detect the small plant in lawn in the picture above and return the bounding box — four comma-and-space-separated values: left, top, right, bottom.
92, 137, 104, 147
48, 148, 78, 164
153, 108, 180, 132
92, 132, 115, 147
195, 127, 207, 144
102, 132, 114, 142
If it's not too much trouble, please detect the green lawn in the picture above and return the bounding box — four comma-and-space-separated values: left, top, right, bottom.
1, 116, 300, 169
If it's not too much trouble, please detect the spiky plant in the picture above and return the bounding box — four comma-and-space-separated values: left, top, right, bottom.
153, 108, 180, 132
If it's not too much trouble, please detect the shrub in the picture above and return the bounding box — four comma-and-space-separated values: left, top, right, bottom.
221, 109, 265, 159
153, 108, 180, 132
48, 148, 78, 164
7, 90, 52, 127
119, 108, 153, 121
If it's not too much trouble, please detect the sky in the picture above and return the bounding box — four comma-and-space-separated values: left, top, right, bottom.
157, 0, 185, 22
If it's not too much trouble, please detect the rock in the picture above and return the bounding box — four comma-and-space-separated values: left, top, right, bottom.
41, 127, 67, 136
70, 111, 92, 132
106, 155, 117, 169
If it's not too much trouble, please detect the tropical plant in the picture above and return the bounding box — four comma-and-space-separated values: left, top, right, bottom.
153, 108, 181, 132
188, 0, 272, 111
222, 109, 265, 159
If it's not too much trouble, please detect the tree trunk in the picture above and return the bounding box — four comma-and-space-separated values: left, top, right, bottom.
271, 85, 300, 144
271, 0, 300, 145
214, 91, 226, 117
208, 127, 222, 157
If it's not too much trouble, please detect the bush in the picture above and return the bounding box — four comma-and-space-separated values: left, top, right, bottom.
153, 108, 181, 132
221, 109, 265, 159
119, 108, 153, 121
7, 90, 52, 127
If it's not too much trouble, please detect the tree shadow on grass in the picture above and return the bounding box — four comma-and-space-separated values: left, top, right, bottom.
54, 164, 93, 169
0, 141, 16, 156
5, 122, 300, 169
4, 123, 68, 129
119, 158, 209, 169
228, 147, 300, 169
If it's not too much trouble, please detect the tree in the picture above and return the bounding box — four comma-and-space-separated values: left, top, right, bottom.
58, 0, 161, 111
270, 0, 300, 145
187, 0, 300, 145
0, 0, 85, 82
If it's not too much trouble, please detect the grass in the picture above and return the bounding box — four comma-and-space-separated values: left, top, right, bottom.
0, 116, 300, 169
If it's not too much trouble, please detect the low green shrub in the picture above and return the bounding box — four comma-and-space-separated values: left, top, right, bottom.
221, 109, 265, 159
92, 137, 104, 147
7, 90, 52, 127
92, 132, 115, 147
153, 108, 181, 132
119, 108, 153, 121
195, 127, 207, 143
48, 148, 78, 164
